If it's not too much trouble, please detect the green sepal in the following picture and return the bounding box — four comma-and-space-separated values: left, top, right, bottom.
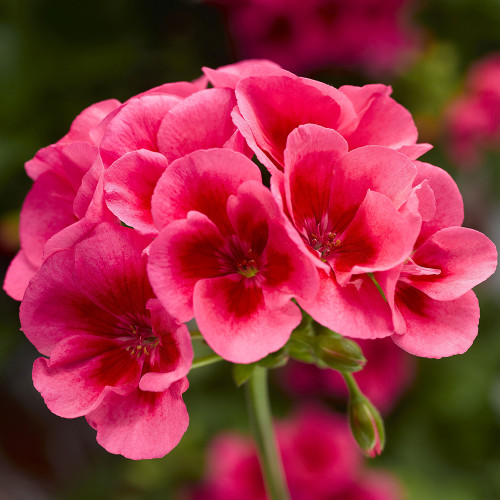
232, 362, 257, 387
258, 348, 289, 369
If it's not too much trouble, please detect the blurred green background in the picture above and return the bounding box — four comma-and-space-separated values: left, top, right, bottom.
1, 0, 500, 498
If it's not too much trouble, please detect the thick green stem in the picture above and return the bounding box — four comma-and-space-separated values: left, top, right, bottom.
245, 365, 291, 500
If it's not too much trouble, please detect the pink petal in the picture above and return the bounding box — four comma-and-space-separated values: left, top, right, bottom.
148, 212, 227, 322
152, 149, 261, 232
33, 335, 142, 418
25, 142, 98, 188
339, 84, 392, 114
392, 287, 479, 357
104, 150, 168, 234
235, 75, 343, 169
397, 143, 433, 160
338, 146, 417, 210
71, 224, 154, 319
298, 270, 394, 340
99, 94, 181, 165
20, 171, 78, 265
86, 379, 189, 459
194, 275, 302, 363
137, 80, 207, 98
3, 250, 38, 301
332, 190, 414, 281
283, 124, 349, 230
231, 107, 279, 173
157, 88, 238, 163
139, 299, 193, 392
375, 264, 407, 334
409, 227, 497, 300
413, 161, 464, 245
43, 219, 99, 261
345, 92, 419, 150
73, 154, 105, 219
410, 180, 436, 222
223, 129, 254, 158
202, 59, 286, 89
59, 99, 121, 144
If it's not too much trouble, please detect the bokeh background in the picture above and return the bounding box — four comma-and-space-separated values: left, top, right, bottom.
1, 0, 500, 498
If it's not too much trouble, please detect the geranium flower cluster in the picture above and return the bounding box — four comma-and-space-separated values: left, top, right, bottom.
4, 60, 497, 459
184, 407, 404, 500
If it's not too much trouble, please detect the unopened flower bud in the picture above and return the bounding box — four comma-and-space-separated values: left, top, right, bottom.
315, 335, 366, 372
287, 334, 317, 364
348, 395, 385, 457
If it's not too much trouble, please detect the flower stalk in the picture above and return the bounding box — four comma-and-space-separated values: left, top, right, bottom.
245, 365, 291, 500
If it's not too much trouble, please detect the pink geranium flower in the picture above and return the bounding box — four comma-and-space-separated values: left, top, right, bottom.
224, 67, 430, 173
376, 162, 498, 357
275, 124, 418, 339
20, 223, 193, 459
185, 406, 403, 500
148, 148, 319, 363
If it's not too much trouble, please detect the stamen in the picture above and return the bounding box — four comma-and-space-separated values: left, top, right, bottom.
238, 258, 259, 278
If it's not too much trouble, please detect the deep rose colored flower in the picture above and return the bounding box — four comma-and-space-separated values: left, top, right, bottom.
20, 223, 193, 459
184, 407, 403, 500
447, 53, 500, 167
376, 161, 497, 357
148, 148, 319, 363
206, 0, 419, 75
216, 67, 431, 173
274, 124, 418, 340
281, 337, 415, 414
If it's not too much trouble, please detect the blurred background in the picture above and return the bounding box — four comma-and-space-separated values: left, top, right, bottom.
1, 0, 500, 498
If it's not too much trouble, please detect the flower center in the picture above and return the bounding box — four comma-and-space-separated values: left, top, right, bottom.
237, 258, 259, 278
125, 324, 159, 358
309, 231, 341, 259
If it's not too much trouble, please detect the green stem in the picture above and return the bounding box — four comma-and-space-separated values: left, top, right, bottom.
190, 353, 223, 370
245, 365, 291, 500
342, 372, 363, 398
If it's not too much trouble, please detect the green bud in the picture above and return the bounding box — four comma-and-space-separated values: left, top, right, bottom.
315, 335, 366, 372
287, 333, 317, 364
348, 395, 385, 457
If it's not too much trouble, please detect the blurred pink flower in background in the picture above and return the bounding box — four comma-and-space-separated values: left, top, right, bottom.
447, 53, 500, 167
184, 406, 404, 500
280, 337, 415, 414
206, 0, 421, 75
